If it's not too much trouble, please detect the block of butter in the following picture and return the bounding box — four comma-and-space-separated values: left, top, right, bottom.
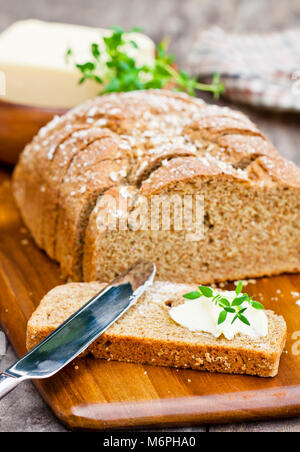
0, 20, 155, 108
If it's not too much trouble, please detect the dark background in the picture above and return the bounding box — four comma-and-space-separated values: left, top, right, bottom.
0, 0, 299, 432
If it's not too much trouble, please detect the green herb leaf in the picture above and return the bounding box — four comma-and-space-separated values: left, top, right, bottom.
183, 291, 201, 300
65, 48, 73, 64
238, 314, 251, 326
251, 301, 265, 310
232, 294, 248, 306
94, 75, 103, 84
91, 43, 101, 59
235, 281, 243, 295
76, 62, 96, 72
68, 26, 224, 98
231, 298, 244, 306
103, 77, 121, 93
198, 286, 214, 298
130, 40, 138, 49
224, 307, 236, 313
218, 310, 227, 325
231, 314, 239, 324
219, 298, 230, 307
182, 283, 264, 329
110, 25, 124, 34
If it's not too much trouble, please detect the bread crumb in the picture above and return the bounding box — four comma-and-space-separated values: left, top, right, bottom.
234, 278, 256, 286
234, 279, 248, 287
21, 239, 29, 245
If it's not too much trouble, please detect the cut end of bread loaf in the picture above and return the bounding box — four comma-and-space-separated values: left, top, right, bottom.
26, 281, 287, 377
83, 158, 300, 284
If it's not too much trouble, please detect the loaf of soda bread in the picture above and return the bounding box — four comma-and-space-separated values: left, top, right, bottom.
26, 281, 287, 377
13, 90, 300, 283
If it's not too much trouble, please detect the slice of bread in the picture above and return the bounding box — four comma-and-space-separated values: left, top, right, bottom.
26, 281, 287, 377
55, 155, 129, 280
40, 126, 109, 259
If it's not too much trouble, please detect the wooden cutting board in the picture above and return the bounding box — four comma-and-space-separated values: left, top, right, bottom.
0, 178, 300, 430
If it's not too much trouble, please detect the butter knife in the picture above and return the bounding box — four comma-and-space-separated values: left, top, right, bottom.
0, 261, 155, 400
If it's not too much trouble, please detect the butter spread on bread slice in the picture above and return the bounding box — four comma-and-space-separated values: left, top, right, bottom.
27, 281, 287, 377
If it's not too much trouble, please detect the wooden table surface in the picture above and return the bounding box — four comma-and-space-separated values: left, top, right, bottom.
0, 0, 299, 432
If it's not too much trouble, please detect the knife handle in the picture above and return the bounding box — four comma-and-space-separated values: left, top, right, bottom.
0, 373, 20, 400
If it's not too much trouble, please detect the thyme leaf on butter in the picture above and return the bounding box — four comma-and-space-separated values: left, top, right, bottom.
183, 281, 265, 326
183, 291, 202, 300
66, 26, 225, 98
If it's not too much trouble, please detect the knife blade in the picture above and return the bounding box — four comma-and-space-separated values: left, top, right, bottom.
0, 260, 156, 400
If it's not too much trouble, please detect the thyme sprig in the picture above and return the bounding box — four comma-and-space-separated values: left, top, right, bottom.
66, 26, 224, 98
183, 281, 264, 326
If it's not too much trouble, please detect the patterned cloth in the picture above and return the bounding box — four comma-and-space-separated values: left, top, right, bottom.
187, 27, 300, 112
